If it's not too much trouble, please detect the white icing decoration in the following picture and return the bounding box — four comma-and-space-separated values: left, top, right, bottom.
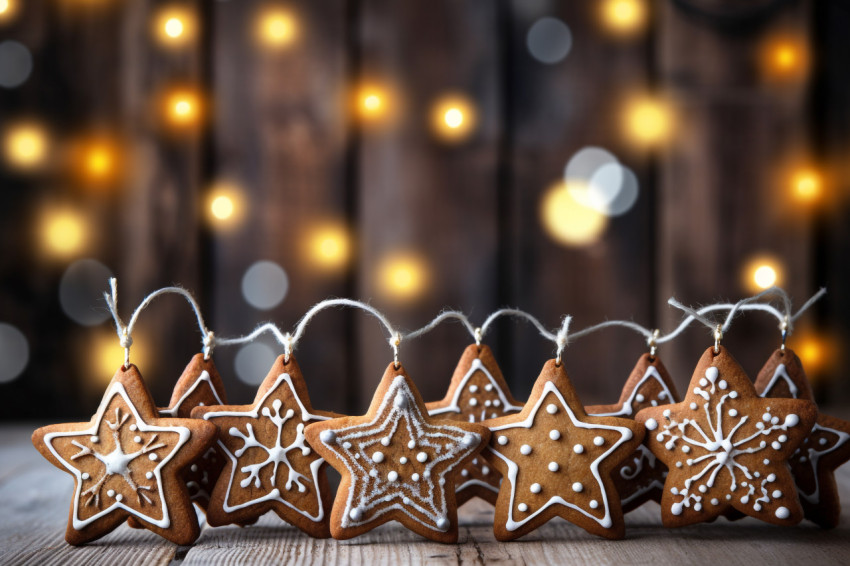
775, 506, 790, 519
530, 483, 541, 493
548, 462, 559, 472
546, 404, 558, 414
488, 381, 634, 531
201, 373, 330, 522
469, 385, 478, 393
160, 370, 225, 416
573, 444, 584, 454
428, 358, 523, 419
589, 500, 598, 509
497, 435, 509, 445
388, 471, 399, 482
760, 363, 799, 398
372, 451, 385, 463
645, 419, 658, 431
416, 451, 428, 463
572, 482, 583, 493
43, 382, 190, 530
520, 444, 532, 455
320, 430, 336, 444
617, 445, 665, 507
549, 430, 561, 440
593, 436, 605, 447
591, 365, 676, 417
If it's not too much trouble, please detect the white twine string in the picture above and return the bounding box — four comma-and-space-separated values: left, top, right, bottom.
103, 277, 826, 369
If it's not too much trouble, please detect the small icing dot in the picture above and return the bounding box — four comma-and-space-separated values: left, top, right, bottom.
369, 469, 378, 477
388, 471, 399, 482
764, 459, 770, 465
726, 494, 732, 500
412, 473, 420, 481
767, 474, 776, 482
90, 436, 99, 443
775, 507, 790, 519
779, 435, 788, 442
699, 378, 708, 387
146, 472, 153, 479
485, 384, 493, 391
711, 498, 719, 505
424, 470, 431, 478
548, 462, 559, 472
530, 483, 541, 493
635, 394, 645, 403
763, 413, 771, 422
689, 403, 698, 410
694, 502, 703, 511
772, 490, 782, 498
482, 466, 490, 475
589, 499, 599, 509
820, 438, 828, 445
461, 469, 469, 477
771, 416, 780, 425
497, 435, 509, 445
651, 400, 658, 406
393, 393, 408, 409
133, 435, 142, 444
549, 430, 561, 440
343, 441, 352, 449
407, 440, 416, 449
320, 430, 336, 443
493, 400, 501, 407
520, 444, 532, 455
436, 516, 450, 531
381, 437, 391, 447
698, 485, 707, 493
191, 464, 198, 472
403, 497, 411, 504
149, 453, 158, 461
129, 424, 137, 431
115, 494, 123, 502
572, 482, 583, 493
350, 507, 364, 521
785, 414, 800, 427
399, 456, 408, 464
675, 462, 682, 468
719, 380, 727, 390
416, 452, 428, 463
469, 385, 479, 393
518, 503, 528, 512
682, 446, 691, 454
663, 409, 671, 418
730, 391, 738, 398
485, 400, 492, 407
462, 434, 478, 447
372, 451, 385, 463
81, 472, 90, 480
469, 398, 478, 407
728, 409, 738, 417
645, 418, 658, 431
771, 442, 782, 450
546, 404, 558, 414
657, 433, 665, 442
573, 444, 584, 454
107, 489, 115, 497
593, 436, 604, 447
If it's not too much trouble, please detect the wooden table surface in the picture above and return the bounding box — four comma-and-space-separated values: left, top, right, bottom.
3, 423, 849, 566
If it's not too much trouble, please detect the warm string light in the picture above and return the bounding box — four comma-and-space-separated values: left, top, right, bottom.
70, 136, 123, 187
376, 252, 430, 301
0, 0, 18, 23
255, 5, 299, 49
760, 34, 809, 83
39, 207, 88, 259
599, 0, 647, 37
161, 87, 204, 131
622, 95, 675, 147
153, 6, 196, 48
352, 82, 396, 126
3, 122, 50, 172
89, 329, 150, 387
540, 180, 608, 247
430, 93, 477, 143
790, 167, 822, 204
303, 220, 352, 272
205, 181, 245, 229
741, 256, 784, 293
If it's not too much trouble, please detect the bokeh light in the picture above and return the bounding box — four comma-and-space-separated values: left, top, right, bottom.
622, 96, 675, 147
760, 34, 809, 82
235, 342, 277, 385
255, 5, 299, 50
742, 255, 783, 293
0, 0, 18, 24
526, 17, 573, 64
3, 122, 49, 171
430, 93, 477, 143
91, 329, 150, 384
540, 181, 608, 246
0, 40, 33, 89
59, 259, 113, 326
153, 6, 196, 48
70, 137, 123, 187
161, 87, 204, 130
205, 181, 246, 228
564, 147, 640, 217
792, 330, 836, 383
0, 323, 29, 383
599, 0, 647, 37
242, 260, 289, 310
39, 207, 88, 259
352, 82, 396, 125
376, 252, 429, 301
790, 167, 822, 204
303, 220, 352, 272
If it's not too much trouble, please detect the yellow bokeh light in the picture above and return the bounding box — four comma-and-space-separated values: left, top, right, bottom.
210, 195, 234, 220
206, 181, 245, 229
3, 123, 49, 171
162, 88, 203, 129
792, 331, 836, 383
430, 94, 477, 142
540, 181, 608, 247
352, 83, 396, 124
153, 7, 195, 47
742, 256, 783, 293
752, 265, 777, 289
600, 0, 646, 36
90, 330, 150, 386
304, 221, 352, 272
40, 208, 88, 259
255, 6, 299, 49
0, 0, 18, 23
761, 35, 809, 82
377, 252, 429, 301
623, 96, 675, 147
790, 168, 822, 203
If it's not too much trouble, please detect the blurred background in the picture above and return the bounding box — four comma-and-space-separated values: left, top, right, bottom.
0, 0, 848, 420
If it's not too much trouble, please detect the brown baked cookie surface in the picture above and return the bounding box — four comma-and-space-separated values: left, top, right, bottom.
484, 360, 644, 541
587, 353, 681, 513
192, 354, 337, 537
635, 346, 818, 528
426, 344, 523, 505
304, 362, 490, 543
754, 348, 850, 529
31, 365, 218, 546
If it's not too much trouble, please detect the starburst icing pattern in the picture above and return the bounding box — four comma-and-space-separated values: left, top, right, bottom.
426, 344, 523, 504
754, 349, 850, 528
305, 363, 489, 542
636, 346, 817, 526
485, 360, 643, 540
193, 355, 335, 536
32, 365, 217, 545
588, 354, 680, 512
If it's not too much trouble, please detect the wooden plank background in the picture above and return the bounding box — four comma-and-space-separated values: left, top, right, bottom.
0, 0, 847, 420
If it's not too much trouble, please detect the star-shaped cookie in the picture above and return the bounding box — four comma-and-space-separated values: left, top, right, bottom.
304, 362, 490, 543
192, 354, 337, 537
426, 344, 523, 505
587, 353, 681, 513
754, 348, 850, 528
32, 365, 218, 545
635, 346, 818, 527
484, 360, 644, 540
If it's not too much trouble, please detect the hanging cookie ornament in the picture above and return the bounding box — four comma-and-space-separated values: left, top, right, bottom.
192, 339, 339, 538
426, 333, 523, 505
31, 280, 219, 545
305, 333, 490, 543
587, 332, 682, 513
753, 329, 850, 528
484, 318, 645, 540
634, 303, 818, 528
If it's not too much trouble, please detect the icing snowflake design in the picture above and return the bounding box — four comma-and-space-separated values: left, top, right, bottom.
489, 381, 636, 531
43, 382, 189, 529
590, 364, 677, 508
759, 363, 850, 505
428, 357, 522, 498
202, 373, 330, 522
317, 375, 483, 532
645, 365, 804, 520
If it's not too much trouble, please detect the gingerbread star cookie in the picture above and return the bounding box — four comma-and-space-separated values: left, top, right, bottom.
32, 365, 218, 545
755, 348, 850, 528
304, 362, 490, 543
587, 353, 681, 513
484, 360, 644, 540
192, 354, 338, 537
426, 344, 523, 505
635, 346, 818, 527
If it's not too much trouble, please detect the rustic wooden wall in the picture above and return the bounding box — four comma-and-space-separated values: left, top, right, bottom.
0, 0, 845, 419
